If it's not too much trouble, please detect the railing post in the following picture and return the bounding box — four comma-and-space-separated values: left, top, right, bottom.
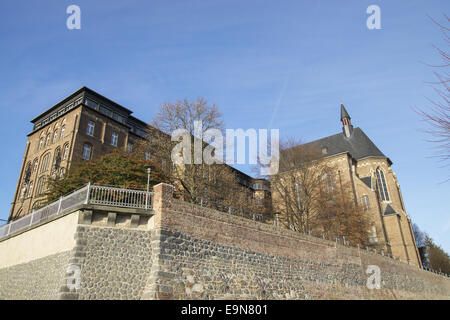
7, 223, 12, 236
85, 182, 91, 205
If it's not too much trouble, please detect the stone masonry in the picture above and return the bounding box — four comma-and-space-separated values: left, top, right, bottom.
1, 183, 449, 300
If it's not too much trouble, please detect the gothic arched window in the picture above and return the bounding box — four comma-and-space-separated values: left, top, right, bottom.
376, 168, 390, 201
53, 130, 58, 143
40, 153, 51, 173
38, 137, 43, 151
27, 181, 34, 197
53, 147, 61, 171
36, 177, 46, 196
60, 125, 66, 139
63, 143, 70, 160
45, 133, 51, 147
32, 158, 39, 173
24, 162, 32, 184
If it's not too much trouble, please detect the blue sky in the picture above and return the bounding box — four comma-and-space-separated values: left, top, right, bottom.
0, 1, 449, 252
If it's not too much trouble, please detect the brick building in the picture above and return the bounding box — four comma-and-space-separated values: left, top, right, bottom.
9, 88, 421, 267
271, 104, 422, 266
9, 87, 269, 221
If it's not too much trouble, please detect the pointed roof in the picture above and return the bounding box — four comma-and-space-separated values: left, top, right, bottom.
359, 176, 372, 189
340, 104, 351, 121
293, 127, 392, 164
383, 204, 398, 216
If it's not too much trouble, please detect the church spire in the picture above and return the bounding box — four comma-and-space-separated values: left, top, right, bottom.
340, 103, 353, 138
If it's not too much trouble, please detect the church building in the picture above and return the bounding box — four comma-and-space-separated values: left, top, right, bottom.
273, 104, 421, 267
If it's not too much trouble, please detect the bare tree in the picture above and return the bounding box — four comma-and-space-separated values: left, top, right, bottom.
415, 15, 450, 176
137, 97, 264, 216
316, 181, 370, 246
271, 138, 332, 232
271, 138, 369, 245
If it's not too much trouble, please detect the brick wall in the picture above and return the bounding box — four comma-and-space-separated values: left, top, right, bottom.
142, 183, 450, 300
1, 184, 449, 300
0, 251, 71, 299
72, 225, 152, 300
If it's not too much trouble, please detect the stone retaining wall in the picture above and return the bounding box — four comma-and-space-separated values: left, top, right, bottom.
1, 183, 449, 300
0, 251, 71, 299
141, 183, 450, 300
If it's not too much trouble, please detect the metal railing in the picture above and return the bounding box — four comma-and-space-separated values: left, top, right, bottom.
0, 183, 153, 240
89, 185, 152, 209
173, 191, 265, 222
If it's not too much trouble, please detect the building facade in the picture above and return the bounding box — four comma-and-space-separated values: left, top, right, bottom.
272, 104, 422, 267
9, 87, 269, 221
9, 88, 420, 266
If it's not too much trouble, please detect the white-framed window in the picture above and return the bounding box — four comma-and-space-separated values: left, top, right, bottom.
82, 143, 92, 160
111, 131, 118, 147
362, 195, 370, 211
86, 120, 95, 136
38, 138, 43, 151
63, 143, 70, 160
60, 125, 65, 139
53, 130, 58, 143
376, 168, 390, 201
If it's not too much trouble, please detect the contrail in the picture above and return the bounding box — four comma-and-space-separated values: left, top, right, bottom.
268, 77, 289, 130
